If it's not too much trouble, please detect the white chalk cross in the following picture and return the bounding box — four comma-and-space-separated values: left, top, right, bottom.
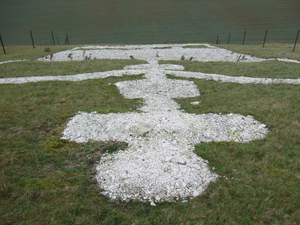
2, 44, 298, 205
0, 44, 279, 205
62, 59, 268, 205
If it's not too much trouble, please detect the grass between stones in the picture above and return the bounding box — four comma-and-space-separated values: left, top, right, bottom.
0, 45, 146, 79
161, 44, 300, 79
214, 44, 300, 61
0, 59, 145, 79
0, 45, 81, 61
163, 60, 300, 79
0, 45, 300, 224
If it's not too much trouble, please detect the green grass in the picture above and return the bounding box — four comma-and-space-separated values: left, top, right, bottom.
0, 45, 80, 61
1, 45, 300, 224
161, 44, 300, 79
162, 60, 300, 79
0, 59, 146, 78
214, 44, 300, 61
0, 45, 146, 78
183, 45, 211, 49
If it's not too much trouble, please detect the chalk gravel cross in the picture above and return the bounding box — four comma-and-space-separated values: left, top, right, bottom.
59, 47, 269, 205
4, 44, 298, 206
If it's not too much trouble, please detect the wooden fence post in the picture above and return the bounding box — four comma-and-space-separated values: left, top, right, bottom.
293, 30, 299, 52
228, 32, 231, 44
242, 30, 246, 45
0, 34, 6, 54
51, 31, 55, 45
30, 30, 35, 48
65, 34, 69, 45
263, 29, 268, 47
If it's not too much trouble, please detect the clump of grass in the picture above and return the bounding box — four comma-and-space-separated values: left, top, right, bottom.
103, 142, 127, 154
183, 45, 210, 48
153, 46, 172, 49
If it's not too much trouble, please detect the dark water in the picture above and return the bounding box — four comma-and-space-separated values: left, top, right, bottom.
0, 0, 299, 45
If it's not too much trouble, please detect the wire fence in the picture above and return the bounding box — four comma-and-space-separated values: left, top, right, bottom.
1, 28, 300, 54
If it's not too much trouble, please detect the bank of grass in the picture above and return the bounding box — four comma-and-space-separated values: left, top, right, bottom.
214, 43, 300, 61
161, 60, 300, 79
0, 45, 300, 224
173, 81, 300, 224
0, 59, 145, 78
161, 44, 300, 79
0, 45, 81, 61
0, 45, 146, 78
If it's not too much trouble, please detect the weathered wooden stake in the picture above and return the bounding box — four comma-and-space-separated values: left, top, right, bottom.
30, 30, 35, 48
51, 31, 55, 45
0, 34, 6, 54
228, 32, 231, 44
66, 34, 69, 45
216, 35, 219, 44
242, 30, 246, 45
293, 30, 299, 52
263, 29, 268, 47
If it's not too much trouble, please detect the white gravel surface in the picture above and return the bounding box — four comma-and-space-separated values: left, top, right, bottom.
37, 43, 266, 63
277, 58, 300, 63
0, 59, 29, 65
168, 71, 300, 84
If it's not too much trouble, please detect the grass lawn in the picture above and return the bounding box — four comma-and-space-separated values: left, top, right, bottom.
215, 44, 300, 61
0, 45, 299, 224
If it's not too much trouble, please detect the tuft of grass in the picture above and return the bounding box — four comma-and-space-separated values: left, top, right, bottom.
183, 45, 210, 48
154, 46, 172, 49
103, 142, 127, 154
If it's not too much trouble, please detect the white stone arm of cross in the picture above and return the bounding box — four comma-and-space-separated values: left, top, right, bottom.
62, 110, 268, 145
